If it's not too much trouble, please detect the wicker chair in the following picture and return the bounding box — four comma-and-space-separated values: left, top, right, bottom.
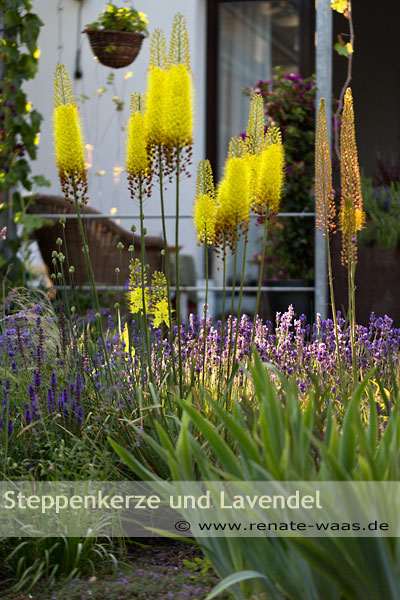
27, 195, 164, 286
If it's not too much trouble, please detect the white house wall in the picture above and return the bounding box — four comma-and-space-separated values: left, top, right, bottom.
26, 0, 207, 284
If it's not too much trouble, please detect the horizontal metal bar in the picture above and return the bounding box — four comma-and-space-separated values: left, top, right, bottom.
32, 212, 315, 220
51, 285, 315, 293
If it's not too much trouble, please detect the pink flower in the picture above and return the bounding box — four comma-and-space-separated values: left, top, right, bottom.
0, 227, 6, 240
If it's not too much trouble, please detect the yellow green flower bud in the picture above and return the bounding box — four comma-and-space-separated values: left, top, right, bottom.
164, 63, 193, 148
53, 64, 87, 202
194, 193, 217, 246
253, 139, 285, 216
126, 95, 149, 178
54, 104, 86, 183
146, 66, 168, 146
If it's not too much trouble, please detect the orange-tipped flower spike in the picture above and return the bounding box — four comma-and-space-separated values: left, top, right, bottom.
316, 98, 336, 236
339, 88, 365, 265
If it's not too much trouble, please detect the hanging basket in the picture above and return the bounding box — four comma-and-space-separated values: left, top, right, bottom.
86, 29, 145, 69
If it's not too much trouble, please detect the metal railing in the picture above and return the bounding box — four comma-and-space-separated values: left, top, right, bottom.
35, 210, 316, 294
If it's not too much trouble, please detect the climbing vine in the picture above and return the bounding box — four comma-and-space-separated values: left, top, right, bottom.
0, 0, 48, 281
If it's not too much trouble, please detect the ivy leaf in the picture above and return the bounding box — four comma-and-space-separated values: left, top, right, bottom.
3, 10, 22, 29
32, 175, 51, 188
334, 42, 350, 57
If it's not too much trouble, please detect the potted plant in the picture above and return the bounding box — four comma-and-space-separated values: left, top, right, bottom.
83, 3, 149, 69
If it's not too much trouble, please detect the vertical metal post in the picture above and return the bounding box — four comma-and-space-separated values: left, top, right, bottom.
315, 0, 332, 319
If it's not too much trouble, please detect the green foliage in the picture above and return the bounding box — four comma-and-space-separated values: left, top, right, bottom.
113, 354, 400, 600
0, 536, 119, 593
0, 0, 43, 191
84, 3, 149, 36
358, 177, 400, 248
334, 40, 352, 57
0, 0, 50, 285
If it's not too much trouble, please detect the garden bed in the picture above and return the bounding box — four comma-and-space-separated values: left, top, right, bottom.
0, 540, 229, 600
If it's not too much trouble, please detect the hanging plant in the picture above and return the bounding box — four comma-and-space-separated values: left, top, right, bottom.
82, 3, 149, 69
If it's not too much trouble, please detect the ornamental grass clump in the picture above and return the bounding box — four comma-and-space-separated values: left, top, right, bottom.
112, 354, 400, 600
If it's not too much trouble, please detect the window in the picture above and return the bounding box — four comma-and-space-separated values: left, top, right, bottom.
206, 0, 313, 176
206, 0, 314, 314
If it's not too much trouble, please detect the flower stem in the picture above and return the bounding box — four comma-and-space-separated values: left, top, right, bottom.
202, 241, 209, 386
326, 231, 345, 398
175, 145, 183, 395
217, 236, 227, 401
226, 228, 239, 383
158, 147, 177, 384
72, 185, 114, 385
232, 230, 248, 379
349, 257, 357, 388
139, 179, 153, 382
251, 216, 269, 347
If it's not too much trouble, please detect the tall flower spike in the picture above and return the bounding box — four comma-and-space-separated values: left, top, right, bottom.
214, 192, 231, 252
54, 64, 74, 107
228, 136, 246, 159
146, 29, 169, 147
194, 160, 216, 246
265, 125, 282, 147
245, 93, 265, 155
253, 127, 285, 217
224, 157, 249, 232
169, 13, 190, 69
53, 64, 87, 203
339, 88, 364, 265
149, 28, 169, 70
126, 93, 151, 189
217, 142, 250, 249
244, 96, 265, 206
164, 63, 193, 148
316, 98, 335, 235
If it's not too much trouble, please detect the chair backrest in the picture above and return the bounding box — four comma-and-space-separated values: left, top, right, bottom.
27, 195, 164, 286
